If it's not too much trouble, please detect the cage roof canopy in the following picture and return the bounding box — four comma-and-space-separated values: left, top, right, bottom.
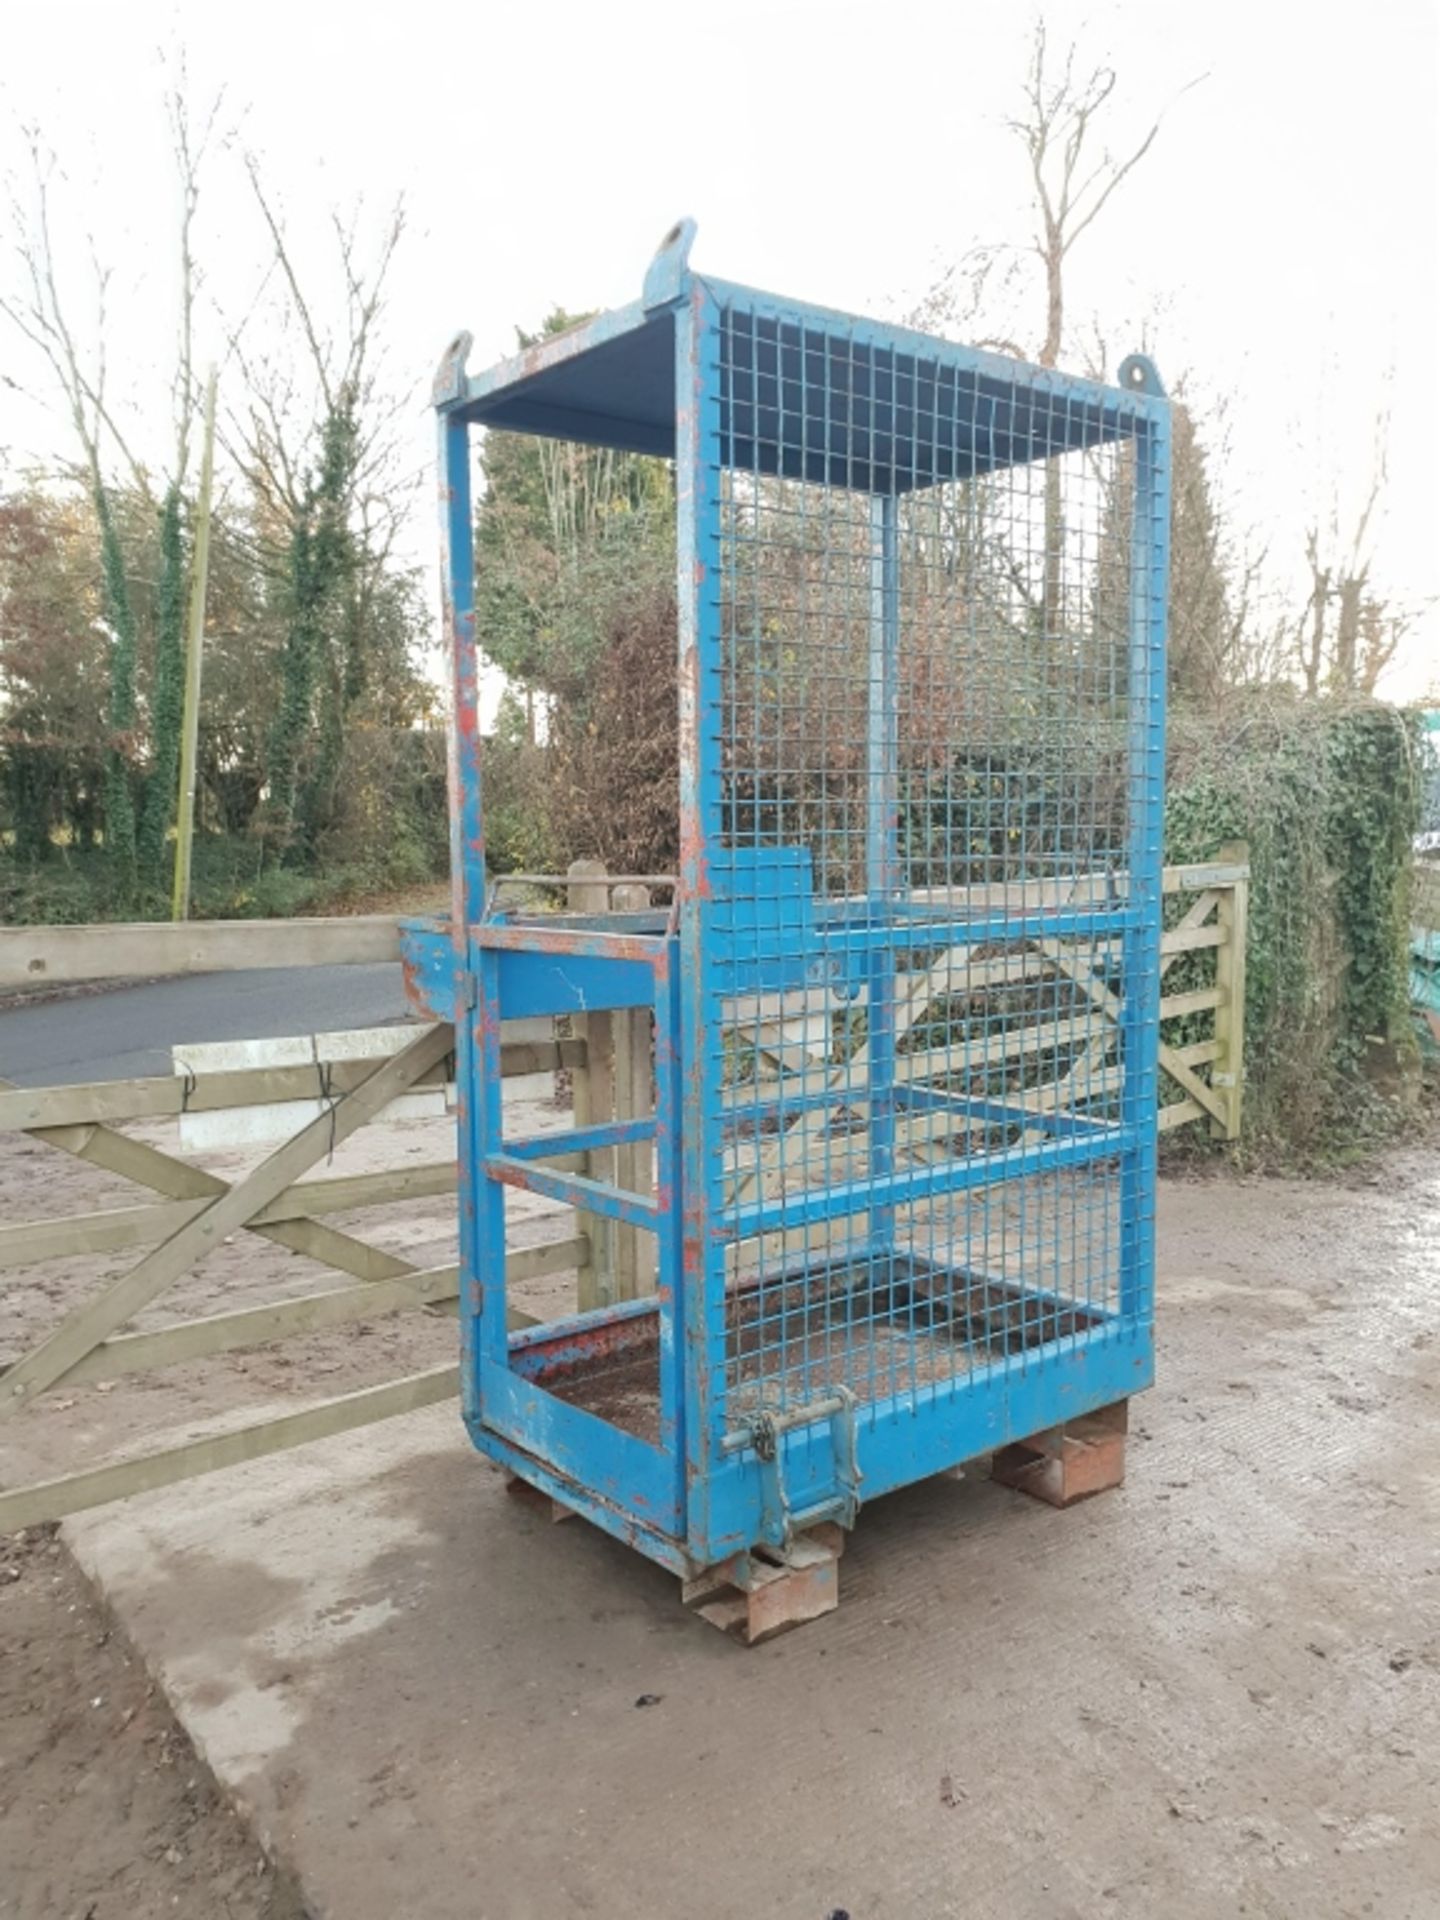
435, 219, 1161, 495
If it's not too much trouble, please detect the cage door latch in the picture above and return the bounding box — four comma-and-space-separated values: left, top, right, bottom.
733, 1387, 862, 1550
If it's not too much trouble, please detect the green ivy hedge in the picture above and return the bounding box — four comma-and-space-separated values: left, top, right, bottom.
1165, 695, 1423, 1157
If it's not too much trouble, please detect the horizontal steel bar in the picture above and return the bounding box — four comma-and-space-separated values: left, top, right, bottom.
496, 873, 677, 891
893, 1083, 1109, 1141
720, 1389, 850, 1454
713, 906, 1137, 973
724, 1125, 1131, 1242
506, 1290, 660, 1377
474, 923, 668, 965
505, 1115, 657, 1161
485, 1153, 660, 1228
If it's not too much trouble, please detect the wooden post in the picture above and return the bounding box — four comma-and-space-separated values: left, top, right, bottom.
172, 366, 217, 922
1210, 840, 1249, 1140
610, 883, 656, 1300
568, 860, 614, 1308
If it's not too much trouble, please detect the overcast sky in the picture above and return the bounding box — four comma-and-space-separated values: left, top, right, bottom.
2, 0, 1437, 696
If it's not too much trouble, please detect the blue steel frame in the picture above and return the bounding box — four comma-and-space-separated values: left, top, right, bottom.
416, 224, 1171, 1578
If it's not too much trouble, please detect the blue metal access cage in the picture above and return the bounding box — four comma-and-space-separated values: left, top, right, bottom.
406, 221, 1170, 1580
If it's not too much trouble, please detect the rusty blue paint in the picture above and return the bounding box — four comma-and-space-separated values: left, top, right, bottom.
652, 937, 684, 1462
467, 1418, 696, 1579
437, 412, 486, 1432
698, 1327, 1149, 1567
432, 330, 473, 408
1119, 397, 1172, 1323
493, 947, 656, 1019
674, 279, 724, 1549
480, 1360, 681, 1535
508, 1294, 661, 1381
445, 257, 1161, 486
434, 220, 1169, 1578
398, 916, 457, 1021
476, 921, 668, 965
642, 216, 698, 310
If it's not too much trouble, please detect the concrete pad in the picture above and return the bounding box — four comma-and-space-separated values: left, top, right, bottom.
65, 1166, 1440, 1920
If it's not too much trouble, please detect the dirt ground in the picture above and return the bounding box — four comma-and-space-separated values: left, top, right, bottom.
0, 1526, 303, 1920
1, 1111, 1437, 1918
0, 1090, 562, 1919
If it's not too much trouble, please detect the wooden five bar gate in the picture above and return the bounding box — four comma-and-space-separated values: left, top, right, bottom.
0, 846, 1247, 1533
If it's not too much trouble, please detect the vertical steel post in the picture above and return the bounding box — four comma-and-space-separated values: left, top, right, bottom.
866, 491, 901, 1257
1119, 399, 1171, 1324
675, 284, 723, 1543
653, 940, 684, 1464
437, 407, 500, 1421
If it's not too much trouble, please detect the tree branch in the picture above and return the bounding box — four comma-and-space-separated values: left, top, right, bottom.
245, 155, 334, 413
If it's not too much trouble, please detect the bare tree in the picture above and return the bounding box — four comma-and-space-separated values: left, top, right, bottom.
1295, 412, 1408, 696
917, 25, 1203, 657
0, 134, 151, 502
224, 163, 410, 537
1022, 28, 1201, 644
220, 166, 420, 853
1014, 24, 1197, 373
0, 93, 218, 887
1356, 597, 1413, 696
919, 25, 1202, 371
166, 76, 224, 490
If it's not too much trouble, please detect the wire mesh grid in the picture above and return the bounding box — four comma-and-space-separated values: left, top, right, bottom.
706, 299, 1150, 1426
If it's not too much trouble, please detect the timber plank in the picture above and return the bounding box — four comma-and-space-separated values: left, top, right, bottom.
0, 1024, 454, 1417
0, 1365, 460, 1531
43, 1236, 581, 1386
0, 1038, 582, 1133
4, 1083, 424, 1289
0, 1162, 460, 1273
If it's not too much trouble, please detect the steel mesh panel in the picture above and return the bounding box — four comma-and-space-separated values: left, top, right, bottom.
706, 298, 1149, 1426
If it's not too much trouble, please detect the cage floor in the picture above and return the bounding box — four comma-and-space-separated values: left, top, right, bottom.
542, 1255, 1103, 1446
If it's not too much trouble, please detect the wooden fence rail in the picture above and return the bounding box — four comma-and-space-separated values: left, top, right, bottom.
0, 1020, 591, 1532
0, 848, 1247, 1531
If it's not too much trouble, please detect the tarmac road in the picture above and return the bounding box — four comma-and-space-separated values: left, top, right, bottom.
0, 964, 411, 1086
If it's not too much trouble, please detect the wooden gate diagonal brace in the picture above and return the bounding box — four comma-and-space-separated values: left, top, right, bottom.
0, 1023, 454, 1418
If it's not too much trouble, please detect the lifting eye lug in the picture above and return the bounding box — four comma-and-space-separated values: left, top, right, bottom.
1117, 351, 1166, 399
